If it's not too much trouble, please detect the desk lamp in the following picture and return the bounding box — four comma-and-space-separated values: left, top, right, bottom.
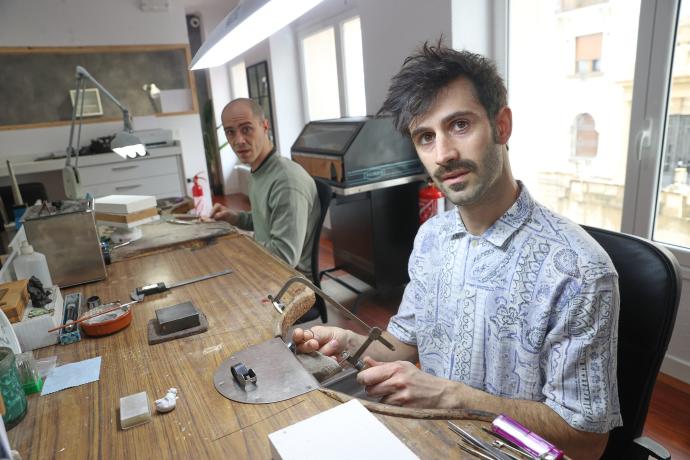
64, 66, 146, 199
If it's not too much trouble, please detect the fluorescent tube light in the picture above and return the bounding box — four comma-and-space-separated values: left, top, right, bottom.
190, 0, 324, 70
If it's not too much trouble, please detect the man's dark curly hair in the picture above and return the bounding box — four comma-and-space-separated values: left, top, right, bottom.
378, 41, 507, 138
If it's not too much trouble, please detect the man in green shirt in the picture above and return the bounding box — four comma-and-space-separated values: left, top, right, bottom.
209, 98, 321, 282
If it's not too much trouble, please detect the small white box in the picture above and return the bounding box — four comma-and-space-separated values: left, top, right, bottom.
120, 391, 151, 430
12, 286, 63, 352
268, 399, 419, 460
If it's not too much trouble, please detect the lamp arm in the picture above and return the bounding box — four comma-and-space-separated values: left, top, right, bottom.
75, 66, 128, 114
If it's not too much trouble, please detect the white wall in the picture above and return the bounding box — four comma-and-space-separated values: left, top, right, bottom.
0, 0, 211, 207
269, 27, 305, 159
358, 0, 453, 114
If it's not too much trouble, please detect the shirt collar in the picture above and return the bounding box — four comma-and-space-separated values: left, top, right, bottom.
251, 148, 276, 174
453, 181, 535, 248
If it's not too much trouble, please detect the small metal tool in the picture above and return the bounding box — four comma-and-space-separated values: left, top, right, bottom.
481, 428, 538, 460
448, 422, 514, 460
130, 268, 233, 301
341, 326, 394, 370
230, 362, 257, 389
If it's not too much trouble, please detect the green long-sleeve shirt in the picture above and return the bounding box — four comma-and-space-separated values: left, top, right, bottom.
236, 152, 320, 275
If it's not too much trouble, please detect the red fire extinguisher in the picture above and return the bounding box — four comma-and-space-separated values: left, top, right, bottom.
191, 172, 206, 216
419, 181, 445, 225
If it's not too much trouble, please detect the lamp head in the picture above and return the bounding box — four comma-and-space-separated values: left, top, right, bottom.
112, 131, 146, 159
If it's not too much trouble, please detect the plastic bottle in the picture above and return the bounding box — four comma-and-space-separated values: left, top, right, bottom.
191, 172, 206, 217
419, 181, 445, 224
13, 241, 53, 288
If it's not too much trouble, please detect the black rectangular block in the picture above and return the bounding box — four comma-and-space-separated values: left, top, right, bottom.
155, 301, 200, 335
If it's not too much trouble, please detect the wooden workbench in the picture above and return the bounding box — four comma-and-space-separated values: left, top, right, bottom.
7, 234, 488, 459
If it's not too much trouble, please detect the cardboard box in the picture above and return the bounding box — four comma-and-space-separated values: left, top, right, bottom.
0, 279, 29, 323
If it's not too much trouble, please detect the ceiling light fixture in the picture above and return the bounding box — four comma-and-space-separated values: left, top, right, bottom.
190, 0, 324, 70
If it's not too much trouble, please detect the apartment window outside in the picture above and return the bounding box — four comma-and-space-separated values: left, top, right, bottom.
573, 113, 599, 157
300, 15, 366, 121
560, 0, 608, 11
575, 33, 603, 74
509, 0, 640, 231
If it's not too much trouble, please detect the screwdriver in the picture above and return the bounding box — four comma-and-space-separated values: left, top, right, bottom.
130, 268, 233, 301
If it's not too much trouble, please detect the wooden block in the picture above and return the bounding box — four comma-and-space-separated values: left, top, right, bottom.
0, 279, 29, 323
95, 207, 158, 224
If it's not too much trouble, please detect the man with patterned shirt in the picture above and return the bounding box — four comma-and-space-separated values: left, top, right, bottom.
293, 43, 621, 459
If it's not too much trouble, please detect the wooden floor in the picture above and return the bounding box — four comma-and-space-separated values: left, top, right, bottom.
215, 193, 690, 459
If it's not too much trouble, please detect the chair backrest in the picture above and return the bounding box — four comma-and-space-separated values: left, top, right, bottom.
582, 226, 681, 459
310, 178, 333, 323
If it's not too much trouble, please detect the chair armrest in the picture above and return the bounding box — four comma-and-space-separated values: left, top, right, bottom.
633, 436, 671, 460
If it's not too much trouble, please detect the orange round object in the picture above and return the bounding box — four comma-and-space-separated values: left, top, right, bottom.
80, 304, 133, 337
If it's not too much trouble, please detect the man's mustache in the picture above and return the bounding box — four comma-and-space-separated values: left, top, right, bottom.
433, 159, 478, 181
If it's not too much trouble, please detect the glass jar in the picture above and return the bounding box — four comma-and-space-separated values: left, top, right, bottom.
0, 347, 27, 429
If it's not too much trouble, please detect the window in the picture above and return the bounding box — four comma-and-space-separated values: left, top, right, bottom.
560, 0, 608, 11
509, 1, 639, 231
341, 17, 366, 117
302, 27, 341, 121
509, 0, 690, 260
575, 33, 603, 74
653, 2, 690, 248
299, 15, 366, 121
230, 61, 248, 99
573, 113, 599, 158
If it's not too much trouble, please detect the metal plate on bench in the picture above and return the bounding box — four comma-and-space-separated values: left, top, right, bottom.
214, 337, 320, 404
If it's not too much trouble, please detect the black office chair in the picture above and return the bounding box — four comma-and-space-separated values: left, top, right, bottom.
0, 182, 48, 223
294, 177, 332, 324
582, 226, 681, 460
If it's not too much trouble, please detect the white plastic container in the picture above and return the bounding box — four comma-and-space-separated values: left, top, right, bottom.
13, 241, 53, 288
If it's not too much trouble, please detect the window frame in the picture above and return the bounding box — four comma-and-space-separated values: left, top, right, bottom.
297, 10, 363, 122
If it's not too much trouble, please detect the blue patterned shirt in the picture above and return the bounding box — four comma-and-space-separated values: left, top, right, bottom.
388, 184, 622, 433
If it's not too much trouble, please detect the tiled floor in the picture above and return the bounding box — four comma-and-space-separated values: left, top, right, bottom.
215, 192, 690, 459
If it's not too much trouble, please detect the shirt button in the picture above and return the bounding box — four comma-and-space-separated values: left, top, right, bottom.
471, 239, 478, 247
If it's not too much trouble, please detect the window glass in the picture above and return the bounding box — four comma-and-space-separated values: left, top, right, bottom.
342, 17, 367, 116
302, 27, 341, 121
509, 0, 641, 231
230, 61, 248, 99
653, 1, 690, 247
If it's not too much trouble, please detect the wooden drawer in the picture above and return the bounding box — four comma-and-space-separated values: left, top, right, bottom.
80, 156, 180, 186
84, 173, 184, 199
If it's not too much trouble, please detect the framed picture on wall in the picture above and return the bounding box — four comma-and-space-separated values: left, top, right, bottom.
246, 61, 277, 146
69, 88, 103, 117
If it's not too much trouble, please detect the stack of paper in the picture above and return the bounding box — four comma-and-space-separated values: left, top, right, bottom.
268, 399, 419, 460
94, 195, 159, 228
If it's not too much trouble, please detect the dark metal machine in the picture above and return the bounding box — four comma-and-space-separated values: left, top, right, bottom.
291, 116, 423, 187
292, 117, 427, 292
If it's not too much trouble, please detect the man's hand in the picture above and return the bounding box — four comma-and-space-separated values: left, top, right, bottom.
292, 326, 350, 358
356, 356, 450, 408
203, 203, 239, 224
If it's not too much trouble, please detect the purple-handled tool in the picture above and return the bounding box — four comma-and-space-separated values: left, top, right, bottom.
492, 414, 565, 460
